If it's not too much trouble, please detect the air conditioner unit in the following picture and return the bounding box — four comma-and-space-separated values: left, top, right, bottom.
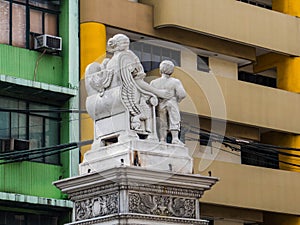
0, 138, 30, 152
34, 34, 62, 52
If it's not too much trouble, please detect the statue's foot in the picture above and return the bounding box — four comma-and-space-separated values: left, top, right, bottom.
172, 139, 185, 146
134, 128, 144, 132
160, 139, 166, 143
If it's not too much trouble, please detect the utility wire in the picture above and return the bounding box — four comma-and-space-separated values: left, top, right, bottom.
0, 139, 93, 165
0, 108, 86, 114
186, 135, 300, 168
1, 108, 300, 167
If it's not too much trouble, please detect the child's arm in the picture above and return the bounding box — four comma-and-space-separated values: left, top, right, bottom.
175, 80, 187, 102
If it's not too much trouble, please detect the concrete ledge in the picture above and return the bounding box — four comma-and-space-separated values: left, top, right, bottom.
0, 191, 73, 208
0, 74, 77, 105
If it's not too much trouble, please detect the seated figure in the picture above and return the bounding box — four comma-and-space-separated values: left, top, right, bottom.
85, 34, 170, 146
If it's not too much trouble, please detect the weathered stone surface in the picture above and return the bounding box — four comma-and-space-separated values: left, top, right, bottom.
54, 167, 218, 225
79, 139, 193, 174
54, 34, 219, 225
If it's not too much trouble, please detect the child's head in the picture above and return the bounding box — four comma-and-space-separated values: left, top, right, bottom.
159, 60, 174, 75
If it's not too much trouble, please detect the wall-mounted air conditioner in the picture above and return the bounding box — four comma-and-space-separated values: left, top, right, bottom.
0, 138, 30, 152
34, 34, 62, 52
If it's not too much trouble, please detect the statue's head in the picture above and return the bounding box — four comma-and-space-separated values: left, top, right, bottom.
159, 60, 174, 75
107, 34, 130, 53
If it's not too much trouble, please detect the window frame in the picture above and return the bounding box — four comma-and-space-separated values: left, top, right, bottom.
0, 95, 62, 165
197, 55, 210, 73
130, 41, 181, 73
0, 0, 60, 49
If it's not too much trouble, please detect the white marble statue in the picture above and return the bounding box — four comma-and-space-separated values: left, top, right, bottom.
85, 34, 171, 145
150, 60, 186, 145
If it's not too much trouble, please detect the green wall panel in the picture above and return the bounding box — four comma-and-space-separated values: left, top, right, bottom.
0, 45, 64, 86
60, 0, 70, 87
0, 161, 63, 199
0, 0, 78, 203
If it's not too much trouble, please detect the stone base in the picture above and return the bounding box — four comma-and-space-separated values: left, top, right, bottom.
79, 140, 193, 174
54, 167, 218, 225
65, 214, 208, 225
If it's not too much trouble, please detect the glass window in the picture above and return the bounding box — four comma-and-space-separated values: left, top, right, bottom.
241, 145, 279, 169
12, 3, 26, 47
0, 112, 9, 138
1, 0, 60, 49
197, 55, 210, 73
130, 41, 181, 72
29, 115, 43, 149
142, 43, 151, 72
0, 211, 60, 225
11, 112, 27, 139
0, 0, 10, 44
27, 214, 40, 225
170, 50, 181, 66
44, 118, 60, 164
161, 48, 171, 61
29, 0, 60, 10
43, 215, 58, 225
130, 41, 142, 59
151, 45, 161, 69
45, 13, 58, 36
30, 9, 43, 34
238, 71, 277, 88
0, 96, 61, 164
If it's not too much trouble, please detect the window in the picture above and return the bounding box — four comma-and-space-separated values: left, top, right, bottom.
0, 0, 60, 48
236, 0, 272, 9
0, 211, 59, 225
0, 96, 61, 165
241, 146, 279, 169
238, 71, 276, 88
130, 42, 181, 72
197, 55, 210, 73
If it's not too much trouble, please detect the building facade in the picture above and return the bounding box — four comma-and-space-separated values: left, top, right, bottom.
0, 0, 79, 224
79, 0, 300, 225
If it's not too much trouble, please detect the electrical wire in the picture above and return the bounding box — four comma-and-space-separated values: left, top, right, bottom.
33, 49, 47, 81
184, 125, 300, 169
186, 134, 300, 168
0, 139, 93, 165
1, 107, 300, 168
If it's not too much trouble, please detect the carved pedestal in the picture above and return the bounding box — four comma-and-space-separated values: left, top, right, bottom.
80, 140, 193, 174
54, 166, 218, 225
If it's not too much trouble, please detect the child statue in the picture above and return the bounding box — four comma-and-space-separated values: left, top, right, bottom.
150, 60, 186, 145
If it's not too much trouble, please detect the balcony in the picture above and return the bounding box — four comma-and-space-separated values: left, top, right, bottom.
196, 159, 300, 215
236, 0, 272, 9
80, 0, 256, 62
148, 67, 300, 135
140, 0, 300, 56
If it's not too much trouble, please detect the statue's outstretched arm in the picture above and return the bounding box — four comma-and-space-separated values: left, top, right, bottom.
135, 78, 172, 99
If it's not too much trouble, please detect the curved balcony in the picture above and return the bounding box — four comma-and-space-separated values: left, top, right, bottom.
140, 0, 300, 56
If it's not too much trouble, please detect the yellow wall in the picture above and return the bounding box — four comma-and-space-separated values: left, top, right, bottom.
264, 212, 300, 225
80, 0, 256, 61
254, 53, 300, 93
255, 1, 300, 173
80, 22, 106, 160
255, 1, 300, 93
198, 160, 300, 215
140, 0, 300, 56
273, 0, 300, 17
261, 132, 300, 172
149, 67, 300, 135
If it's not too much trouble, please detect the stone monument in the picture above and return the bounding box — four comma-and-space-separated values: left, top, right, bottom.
54, 34, 218, 225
